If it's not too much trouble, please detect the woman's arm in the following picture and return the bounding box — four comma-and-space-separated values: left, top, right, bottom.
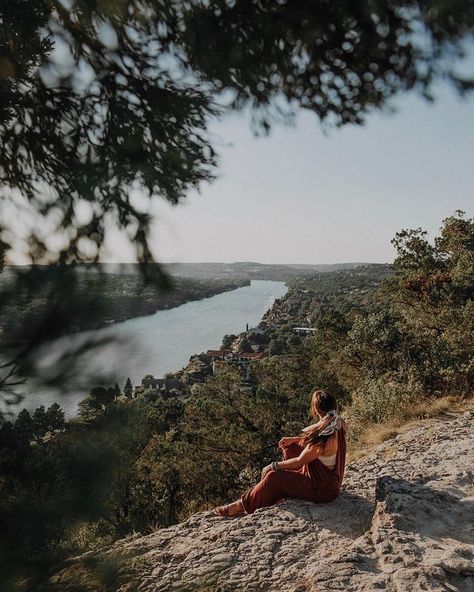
278, 436, 302, 448
262, 443, 323, 476
276, 443, 322, 470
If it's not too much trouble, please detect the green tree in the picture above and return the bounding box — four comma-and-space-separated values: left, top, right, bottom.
238, 337, 252, 353
341, 212, 474, 432
78, 387, 116, 420
13, 409, 35, 443
269, 338, 286, 356
221, 334, 236, 349
124, 378, 133, 399
142, 375, 156, 389
388, 212, 474, 395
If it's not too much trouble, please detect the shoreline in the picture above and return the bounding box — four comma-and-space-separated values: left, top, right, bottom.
7, 280, 288, 417
0, 275, 251, 347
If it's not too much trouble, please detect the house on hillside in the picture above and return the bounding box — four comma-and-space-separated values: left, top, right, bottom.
293, 327, 316, 336
142, 377, 186, 398
207, 349, 232, 361
206, 349, 266, 377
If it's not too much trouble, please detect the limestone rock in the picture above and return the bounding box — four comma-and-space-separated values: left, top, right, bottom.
52, 409, 474, 591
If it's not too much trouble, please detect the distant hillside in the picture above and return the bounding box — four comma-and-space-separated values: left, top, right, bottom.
164, 261, 372, 280
5, 261, 376, 281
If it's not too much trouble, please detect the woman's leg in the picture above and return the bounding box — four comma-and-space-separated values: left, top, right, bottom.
214, 444, 306, 517
241, 469, 318, 514
213, 499, 245, 516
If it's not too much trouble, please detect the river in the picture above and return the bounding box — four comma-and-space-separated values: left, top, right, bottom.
14, 280, 287, 417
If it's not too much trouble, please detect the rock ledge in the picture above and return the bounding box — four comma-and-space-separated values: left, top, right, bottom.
54, 410, 474, 591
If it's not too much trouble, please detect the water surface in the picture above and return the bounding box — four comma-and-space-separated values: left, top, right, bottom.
16, 280, 287, 416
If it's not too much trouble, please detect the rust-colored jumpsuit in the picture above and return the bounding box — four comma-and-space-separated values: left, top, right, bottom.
240, 427, 346, 514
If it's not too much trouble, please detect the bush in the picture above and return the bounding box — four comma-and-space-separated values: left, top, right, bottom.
65, 520, 115, 555
348, 374, 424, 437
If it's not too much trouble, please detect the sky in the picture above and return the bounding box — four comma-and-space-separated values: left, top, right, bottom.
100, 83, 473, 266
5, 81, 473, 267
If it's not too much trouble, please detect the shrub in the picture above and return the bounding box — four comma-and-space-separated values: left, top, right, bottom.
347, 374, 424, 438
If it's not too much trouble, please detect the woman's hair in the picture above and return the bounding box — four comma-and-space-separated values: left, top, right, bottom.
310, 389, 337, 419
299, 389, 338, 447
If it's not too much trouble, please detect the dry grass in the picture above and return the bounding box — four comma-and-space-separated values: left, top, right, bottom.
346, 394, 473, 462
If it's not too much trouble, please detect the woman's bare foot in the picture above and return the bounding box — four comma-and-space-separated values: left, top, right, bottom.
212, 500, 245, 517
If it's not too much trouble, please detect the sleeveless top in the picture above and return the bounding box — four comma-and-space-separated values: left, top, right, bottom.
318, 451, 337, 469
301, 425, 347, 502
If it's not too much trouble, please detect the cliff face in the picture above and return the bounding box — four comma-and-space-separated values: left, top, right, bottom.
53, 409, 474, 592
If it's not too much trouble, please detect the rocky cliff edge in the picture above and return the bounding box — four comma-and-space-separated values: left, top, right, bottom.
53, 408, 474, 592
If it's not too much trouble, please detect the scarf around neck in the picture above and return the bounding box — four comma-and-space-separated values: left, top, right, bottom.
302, 409, 341, 437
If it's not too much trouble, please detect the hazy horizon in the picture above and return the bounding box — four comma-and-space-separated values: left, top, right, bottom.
4, 259, 386, 268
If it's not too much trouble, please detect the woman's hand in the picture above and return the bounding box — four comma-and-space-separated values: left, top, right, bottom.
261, 464, 272, 479
278, 436, 298, 449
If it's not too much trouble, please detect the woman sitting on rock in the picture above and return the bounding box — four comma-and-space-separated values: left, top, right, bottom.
213, 389, 346, 516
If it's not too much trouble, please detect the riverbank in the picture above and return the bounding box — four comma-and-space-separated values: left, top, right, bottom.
11, 280, 288, 416
0, 270, 250, 345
